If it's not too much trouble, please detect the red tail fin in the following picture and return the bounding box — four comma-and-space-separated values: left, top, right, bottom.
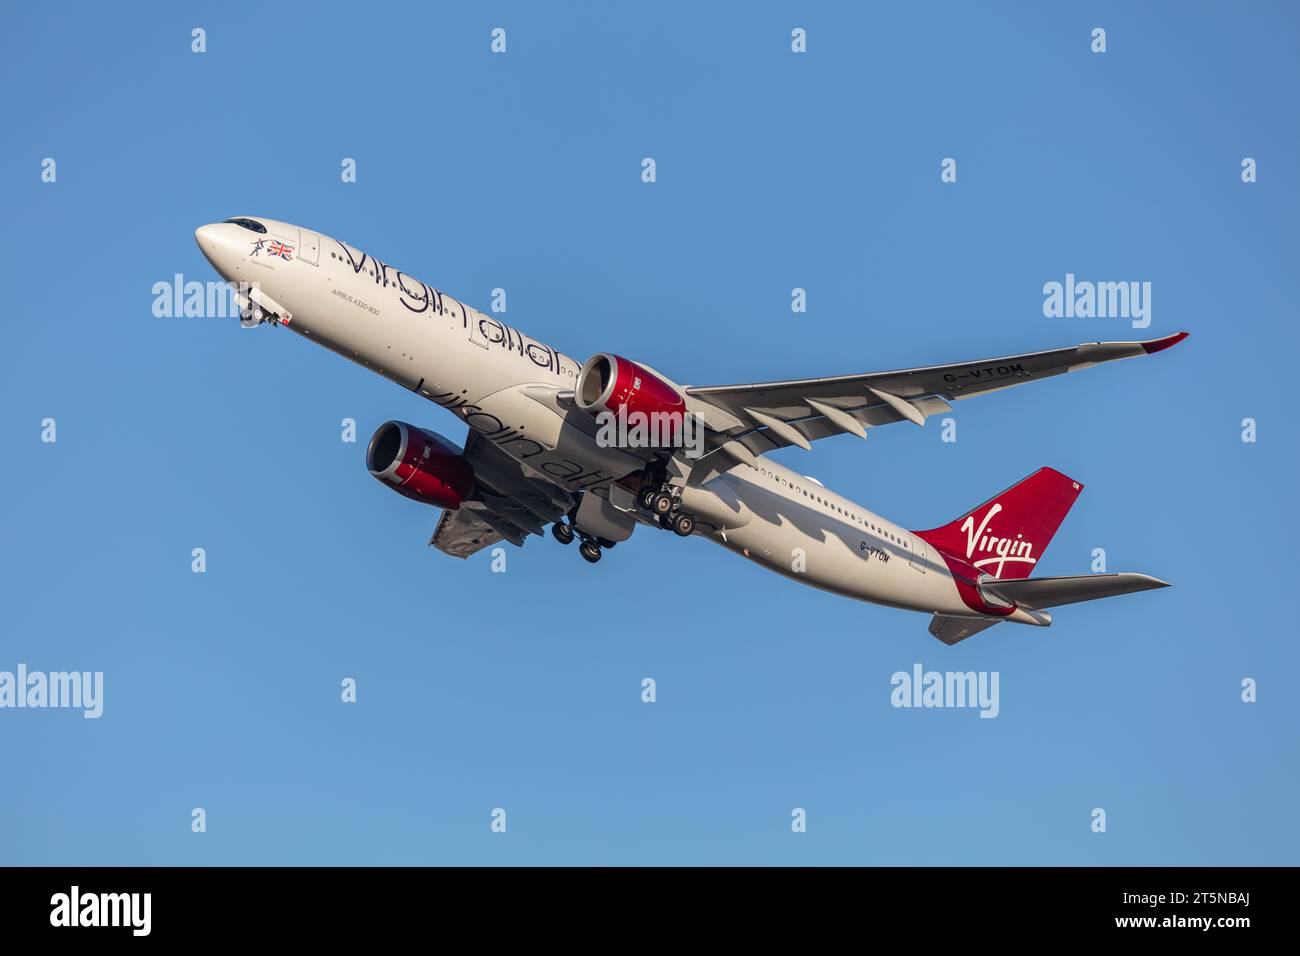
913, 467, 1083, 579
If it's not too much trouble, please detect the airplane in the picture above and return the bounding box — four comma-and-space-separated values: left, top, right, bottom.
195, 216, 1185, 644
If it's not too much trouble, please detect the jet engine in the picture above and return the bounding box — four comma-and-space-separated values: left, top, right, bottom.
366, 420, 474, 508
575, 353, 686, 420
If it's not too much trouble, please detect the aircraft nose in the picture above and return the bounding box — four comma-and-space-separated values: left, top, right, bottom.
194, 223, 221, 255
195, 222, 238, 277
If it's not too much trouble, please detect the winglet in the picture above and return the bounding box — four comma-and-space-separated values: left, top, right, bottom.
1141, 331, 1189, 355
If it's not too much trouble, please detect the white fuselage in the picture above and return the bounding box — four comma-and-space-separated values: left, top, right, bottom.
195, 217, 977, 620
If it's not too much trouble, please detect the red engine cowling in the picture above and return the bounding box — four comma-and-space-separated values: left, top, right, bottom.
366, 421, 474, 508
575, 353, 685, 419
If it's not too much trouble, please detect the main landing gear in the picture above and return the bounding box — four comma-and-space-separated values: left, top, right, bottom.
640, 487, 675, 518
552, 520, 607, 564
555, 474, 698, 565
640, 483, 696, 538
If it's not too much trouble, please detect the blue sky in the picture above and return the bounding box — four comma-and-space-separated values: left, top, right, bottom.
1, 1, 1296, 865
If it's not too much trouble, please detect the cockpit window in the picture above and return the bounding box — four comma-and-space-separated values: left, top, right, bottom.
223, 218, 267, 234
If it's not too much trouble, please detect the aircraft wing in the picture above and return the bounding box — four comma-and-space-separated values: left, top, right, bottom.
429, 430, 576, 558
685, 332, 1188, 459
430, 508, 503, 559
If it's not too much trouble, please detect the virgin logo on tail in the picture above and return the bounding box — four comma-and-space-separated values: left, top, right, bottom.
960, 503, 1035, 577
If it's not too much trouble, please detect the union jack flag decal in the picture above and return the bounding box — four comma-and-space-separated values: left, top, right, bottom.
267, 240, 294, 261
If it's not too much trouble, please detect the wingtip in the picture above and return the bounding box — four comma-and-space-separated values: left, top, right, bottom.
1142, 331, 1189, 354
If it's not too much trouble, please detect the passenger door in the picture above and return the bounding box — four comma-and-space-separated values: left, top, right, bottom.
907, 534, 927, 572
297, 229, 320, 266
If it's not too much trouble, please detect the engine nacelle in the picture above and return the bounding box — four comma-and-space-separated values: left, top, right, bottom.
575, 353, 686, 420
366, 420, 474, 509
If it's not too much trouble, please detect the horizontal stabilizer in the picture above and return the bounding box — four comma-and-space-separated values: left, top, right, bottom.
929, 615, 1001, 646
982, 573, 1169, 610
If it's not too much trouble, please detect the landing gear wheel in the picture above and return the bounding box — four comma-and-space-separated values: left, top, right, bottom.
579, 540, 602, 563
552, 522, 574, 545
651, 491, 674, 516
639, 488, 657, 510
672, 512, 695, 537
596, 537, 617, 550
